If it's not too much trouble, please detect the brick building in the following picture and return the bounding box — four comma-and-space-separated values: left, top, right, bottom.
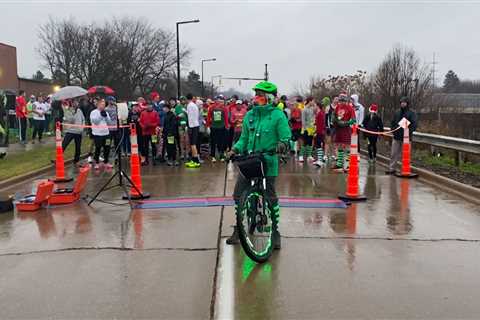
0, 42, 56, 97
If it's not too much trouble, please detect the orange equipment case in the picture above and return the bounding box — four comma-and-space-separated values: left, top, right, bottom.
16, 181, 55, 212
48, 166, 90, 205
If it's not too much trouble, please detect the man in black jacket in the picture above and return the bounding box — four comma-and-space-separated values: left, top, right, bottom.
386, 96, 417, 174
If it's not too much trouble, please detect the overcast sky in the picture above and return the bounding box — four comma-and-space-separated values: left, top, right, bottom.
1, 0, 479, 95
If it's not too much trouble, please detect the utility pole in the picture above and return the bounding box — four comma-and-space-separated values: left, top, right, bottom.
431, 52, 438, 89
264, 64, 269, 81
431, 52, 440, 123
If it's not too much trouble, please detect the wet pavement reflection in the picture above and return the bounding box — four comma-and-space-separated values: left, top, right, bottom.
1, 158, 480, 318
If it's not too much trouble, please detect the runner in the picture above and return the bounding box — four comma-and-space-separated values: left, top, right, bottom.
226, 95, 238, 151
175, 96, 189, 161
362, 103, 384, 163
333, 92, 356, 171
314, 99, 326, 167
31, 95, 47, 144
300, 97, 316, 163
164, 98, 179, 166
324, 96, 336, 161
226, 81, 291, 249
351, 94, 365, 153
206, 95, 229, 162
231, 99, 247, 143
289, 99, 302, 157
15, 90, 27, 144
185, 93, 201, 168
139, 102, 160, 166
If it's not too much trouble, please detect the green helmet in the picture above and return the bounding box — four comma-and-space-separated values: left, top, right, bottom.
253, 81, 277, 94
322, 97, 331, 106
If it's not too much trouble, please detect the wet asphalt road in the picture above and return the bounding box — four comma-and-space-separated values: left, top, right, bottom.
0, 158, 479, 319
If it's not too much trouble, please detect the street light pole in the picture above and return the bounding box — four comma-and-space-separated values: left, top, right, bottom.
201, 58, 216, 97
176, 19, 200, 98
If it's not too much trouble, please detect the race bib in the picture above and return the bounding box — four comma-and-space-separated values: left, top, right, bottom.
213, 110, 222, 122
167, 135, 175, 144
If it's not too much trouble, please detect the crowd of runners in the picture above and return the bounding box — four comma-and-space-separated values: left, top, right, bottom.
5, 87, 418, 174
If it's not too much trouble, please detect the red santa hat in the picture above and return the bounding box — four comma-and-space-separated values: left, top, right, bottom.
369, 104, 378, 112
150, 92, 160, 101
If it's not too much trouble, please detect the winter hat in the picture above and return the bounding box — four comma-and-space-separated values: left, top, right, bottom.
400, 96, 409, 104
321, 97, 331, 106
369, 104, 378, 113
236, 100, 243, 105
150, 92, 160, 101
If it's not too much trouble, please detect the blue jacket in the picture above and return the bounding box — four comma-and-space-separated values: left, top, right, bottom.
153, 102, 166, 127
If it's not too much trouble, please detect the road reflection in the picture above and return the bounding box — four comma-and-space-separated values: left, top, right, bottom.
387, 179, 412, 235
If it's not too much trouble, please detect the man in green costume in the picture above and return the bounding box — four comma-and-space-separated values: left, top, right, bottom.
226, 81, 292, 249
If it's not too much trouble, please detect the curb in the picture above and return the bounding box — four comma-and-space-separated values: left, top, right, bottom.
366, 151, 480, 206
0, 155, 87, 192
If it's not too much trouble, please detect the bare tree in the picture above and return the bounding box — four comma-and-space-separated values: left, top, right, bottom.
37, 16, 190, 99
374, 45, 431, 120
38, 17, 80, 85
72, 24, 117, 87
309, 70, 369, 100
110, 17, 190, 98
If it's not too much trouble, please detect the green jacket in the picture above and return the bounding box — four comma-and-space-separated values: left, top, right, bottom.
175, 104, 188, 128
233, 104, 292, 177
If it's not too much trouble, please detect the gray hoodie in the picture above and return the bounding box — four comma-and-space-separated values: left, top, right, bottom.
64, 107, 85, 135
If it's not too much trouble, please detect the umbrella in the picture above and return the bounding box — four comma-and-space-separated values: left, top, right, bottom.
52, 86, 88, 101
87, 86, 115, 95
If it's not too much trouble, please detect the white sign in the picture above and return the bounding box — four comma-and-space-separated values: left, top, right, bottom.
398, 117, 410, 129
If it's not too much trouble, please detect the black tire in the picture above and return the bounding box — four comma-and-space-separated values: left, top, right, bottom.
236, 185, 274, 263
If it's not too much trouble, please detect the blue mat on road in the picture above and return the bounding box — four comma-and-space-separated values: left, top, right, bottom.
134, 197, 348, 210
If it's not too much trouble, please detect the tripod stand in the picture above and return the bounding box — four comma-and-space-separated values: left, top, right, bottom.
88, 105, 148, 208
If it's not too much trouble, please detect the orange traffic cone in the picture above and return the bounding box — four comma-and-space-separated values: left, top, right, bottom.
51, 122, 73, 183
123, 124, 150, 200
395, 118, 418, 178
339, 125, 367, 201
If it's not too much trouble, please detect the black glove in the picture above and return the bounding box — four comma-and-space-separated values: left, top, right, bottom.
100, 110, 108, 117
276, 142, 288, 154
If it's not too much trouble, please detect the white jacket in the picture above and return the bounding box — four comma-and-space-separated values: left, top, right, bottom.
351, 94, 365, 126
90, 109, 111, 136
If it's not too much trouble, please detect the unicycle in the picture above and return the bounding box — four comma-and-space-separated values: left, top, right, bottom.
233, 153, 274, 263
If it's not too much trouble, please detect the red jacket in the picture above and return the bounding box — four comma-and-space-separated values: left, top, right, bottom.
315, 109, 326, 136
139, 109, 160, 135
206, 103, 229, 129
15, 96, 27, 118
231, 106, 247, 132
334, 102, 355, 144
227, 102, 236, 125
290, 107, 302, 130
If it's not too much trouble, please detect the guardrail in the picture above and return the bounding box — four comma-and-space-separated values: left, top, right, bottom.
381, 127, 480, 165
